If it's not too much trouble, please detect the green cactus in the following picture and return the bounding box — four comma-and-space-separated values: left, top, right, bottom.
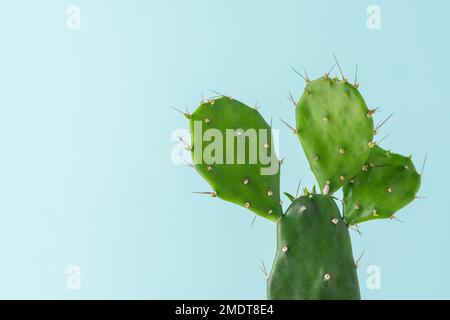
182, 59, 422, 300
343, 145, 421, 225
295, 76, 374, 195
189, 96, 283, 222
267, 194, 360, 300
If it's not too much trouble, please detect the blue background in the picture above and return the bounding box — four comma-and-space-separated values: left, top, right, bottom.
0, 0, 446, 299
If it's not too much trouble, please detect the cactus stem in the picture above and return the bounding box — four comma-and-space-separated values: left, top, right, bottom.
280, 118, 298, 134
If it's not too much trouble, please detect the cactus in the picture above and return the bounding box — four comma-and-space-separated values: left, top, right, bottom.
343, 145, 421, 225
295, 76, 374, 195
181, 59, 422, 300
188, 96, 283, 222
268, 193, 360, 300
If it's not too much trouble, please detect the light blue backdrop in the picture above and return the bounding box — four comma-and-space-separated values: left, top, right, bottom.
0, 0, 446, 299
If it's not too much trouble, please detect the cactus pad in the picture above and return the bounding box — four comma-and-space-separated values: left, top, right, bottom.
267, 194, 360, 299
295, 77, 374, 194
189, 96, 282, 222
343, 145, 421, 225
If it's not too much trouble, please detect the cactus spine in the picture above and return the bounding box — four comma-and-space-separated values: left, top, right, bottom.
181, 59, 422, 299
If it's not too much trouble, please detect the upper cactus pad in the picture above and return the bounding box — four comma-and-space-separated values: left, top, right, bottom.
189, 97, 283, 222
295, 77, 374, 194
343, 145, 421, 225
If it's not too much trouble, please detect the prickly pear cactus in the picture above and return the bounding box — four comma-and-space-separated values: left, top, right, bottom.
182, 59, 423, 301
295, 77, 374, 195
343, 145, 421, 225
189, 96, 283, 222
268, 194, 360, 300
